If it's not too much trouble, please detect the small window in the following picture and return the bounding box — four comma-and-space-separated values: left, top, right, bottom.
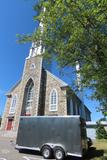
30, 63, 35, 69
49, 89, 58, 111
9, 95, 17, 113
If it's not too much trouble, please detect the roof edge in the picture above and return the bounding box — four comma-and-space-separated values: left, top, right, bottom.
6, 79, 21, 95
45, 70, 68, 87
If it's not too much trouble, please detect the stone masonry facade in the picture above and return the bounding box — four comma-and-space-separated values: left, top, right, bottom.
1, 53, 91, 133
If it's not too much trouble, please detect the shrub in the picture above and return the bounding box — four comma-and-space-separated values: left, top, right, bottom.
96, 121, 107, 139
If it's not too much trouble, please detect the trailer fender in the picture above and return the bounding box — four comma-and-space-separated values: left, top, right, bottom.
41, 143, 65, 151
41, 143, 66, 157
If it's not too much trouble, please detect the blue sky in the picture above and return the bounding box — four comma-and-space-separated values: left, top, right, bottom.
0, 0, 103, 121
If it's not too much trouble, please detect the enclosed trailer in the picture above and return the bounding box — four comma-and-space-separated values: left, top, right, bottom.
16, 116, 88, 159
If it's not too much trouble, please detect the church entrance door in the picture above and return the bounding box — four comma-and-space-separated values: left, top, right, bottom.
6, 118, 13, 130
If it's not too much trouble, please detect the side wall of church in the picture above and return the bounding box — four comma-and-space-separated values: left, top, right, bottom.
1, 98, 12, 131
0, 82, 21, 131
44, 72, 67, 116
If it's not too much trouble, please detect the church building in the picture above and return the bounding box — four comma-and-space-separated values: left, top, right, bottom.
1, 39, 91, 132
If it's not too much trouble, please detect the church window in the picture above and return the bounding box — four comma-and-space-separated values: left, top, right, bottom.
25, 80, 34, 113
49, 89, 58, 111
9, 95, 17, 113
69, 99, 73, 115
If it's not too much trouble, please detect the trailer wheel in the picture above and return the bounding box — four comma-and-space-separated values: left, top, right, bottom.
19, 149, 23, 153
54, 147, 65, 160
41, 145, 52, 159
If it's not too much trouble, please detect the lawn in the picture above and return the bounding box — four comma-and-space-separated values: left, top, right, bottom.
85, 139, 107, 160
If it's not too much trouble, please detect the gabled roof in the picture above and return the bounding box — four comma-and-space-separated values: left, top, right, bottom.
6, 79, 21, 96
45, 70, 68, 88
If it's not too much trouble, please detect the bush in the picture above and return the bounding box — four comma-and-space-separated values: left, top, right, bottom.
96, 121, 107, 139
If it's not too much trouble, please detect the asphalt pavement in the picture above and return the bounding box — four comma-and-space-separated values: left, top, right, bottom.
0, 133, 81, 160
0, 135, 47, 160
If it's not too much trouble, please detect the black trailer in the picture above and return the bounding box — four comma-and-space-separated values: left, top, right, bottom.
16, 116, 88, 159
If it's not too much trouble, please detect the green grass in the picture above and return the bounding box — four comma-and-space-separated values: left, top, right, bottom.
85, 139, 107, 160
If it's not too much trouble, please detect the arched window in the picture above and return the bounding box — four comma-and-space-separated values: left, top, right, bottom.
25, 80, 34, 113
9, 95, 17, 113
22, 79, 34, 116
49, 89, 58, 111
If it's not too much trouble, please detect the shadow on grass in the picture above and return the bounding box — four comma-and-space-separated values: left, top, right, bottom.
84, 147, 104, 160
65, 147, 105, 160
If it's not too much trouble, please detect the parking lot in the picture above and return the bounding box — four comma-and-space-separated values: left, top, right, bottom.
0, 134, 80, 160
0, 135, 45, 160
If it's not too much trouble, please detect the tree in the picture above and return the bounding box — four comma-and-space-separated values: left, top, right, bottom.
18, 0, 107, 113
96, 121, 107, 139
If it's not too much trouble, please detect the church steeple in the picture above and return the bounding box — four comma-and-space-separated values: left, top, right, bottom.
26, 41, 44, 59
26, 22, 44, 59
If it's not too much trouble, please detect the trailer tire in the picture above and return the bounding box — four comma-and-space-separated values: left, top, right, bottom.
54, 146, 65, 160
19, 149, 23, 153
41, 145, 52, 159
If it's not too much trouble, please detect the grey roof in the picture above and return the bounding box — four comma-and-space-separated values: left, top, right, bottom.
45, 70, 68, 87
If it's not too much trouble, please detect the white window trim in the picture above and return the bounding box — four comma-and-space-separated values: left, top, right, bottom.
25, 81, 34, 113
9, 94, 17, 114
49, 89, 58, 112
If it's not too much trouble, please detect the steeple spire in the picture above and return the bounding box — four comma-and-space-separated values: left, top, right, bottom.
26, 8, 45, 59
26, 22, 44, 59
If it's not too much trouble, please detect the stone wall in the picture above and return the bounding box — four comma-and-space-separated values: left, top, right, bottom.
44, 71, 67, 116
1, 55, 43, 132
1, 54, 91, 133
0, 81, 21, 131
13, 56, 43, 131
